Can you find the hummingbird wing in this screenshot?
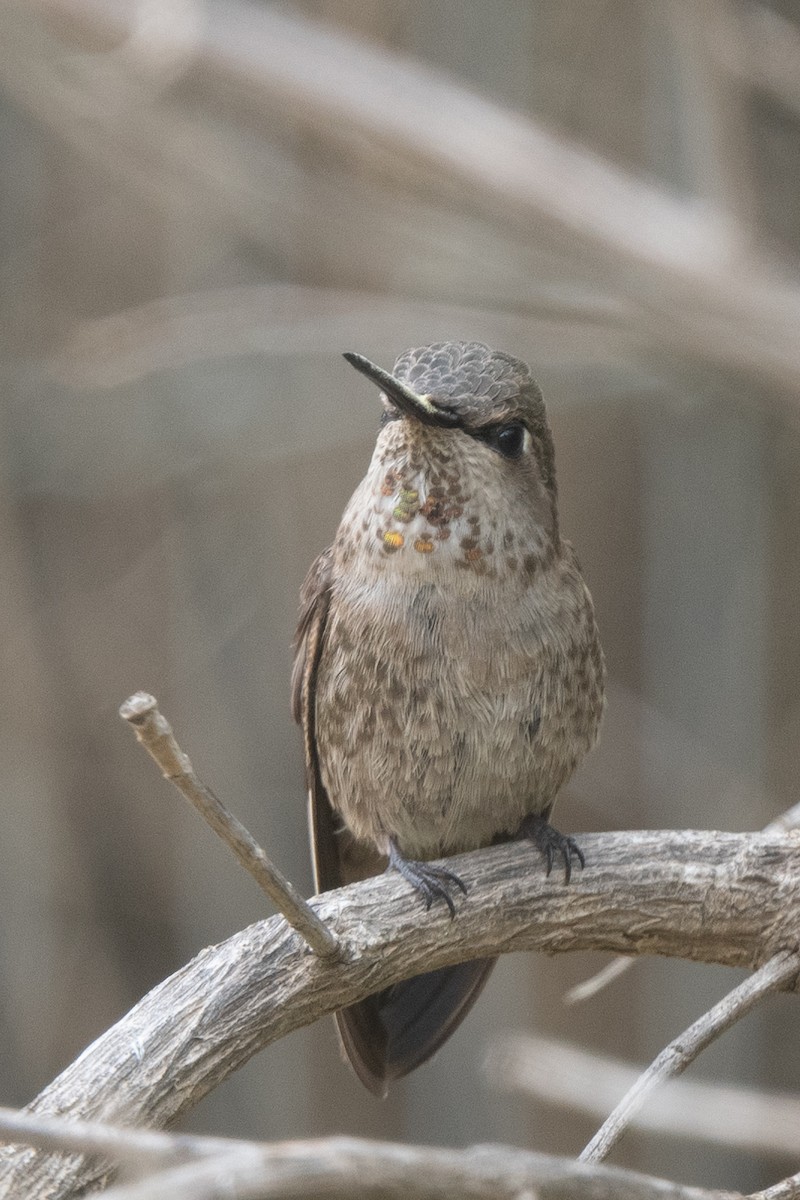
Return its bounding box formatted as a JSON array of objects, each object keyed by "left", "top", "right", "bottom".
[
  {"left": 292, "top": 546, "right": 387, "bottom": 890},
  {"left": 292, "top": 545, "right": 343, "bottom": 892},
  {"left": 292, "top": 547, "right": 495, "bottom": 1096},
  {"left": 291, "top": 545, "right": 333, "bottom": 727}
]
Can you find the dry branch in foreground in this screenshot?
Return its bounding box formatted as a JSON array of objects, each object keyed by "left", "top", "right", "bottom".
[
  {"left": 0, "top": 830, "right": 798, "bottom": 1197},
  {"left": 0, "top": 1113, "right": 744, "bottom": 1200}
]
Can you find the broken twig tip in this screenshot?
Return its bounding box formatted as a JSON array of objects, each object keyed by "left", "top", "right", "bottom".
[
  {"left": 119, "top": 692, "right": 159, "bottom": 724},
  {"left": 119, "top": 691, "right": 339, "bottom": 958}
]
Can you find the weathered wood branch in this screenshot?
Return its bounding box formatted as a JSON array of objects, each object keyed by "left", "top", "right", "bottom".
[
  {"left": 0, "top": 1108, "right": 743, "bottom": 1199},
  {"left": 41, "top": 1135, "right": 751, "bottom": 1200},
  {"left": 0, "top": 1111, "right": 744, "bottom": 1200},
  {"left": 0, "top": 829, "right": 797, "bottom": 1198}
]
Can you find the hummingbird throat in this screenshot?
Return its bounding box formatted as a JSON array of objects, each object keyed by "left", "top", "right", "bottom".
[
  {"left": 366, "top": 443, "right": 500, "bottom": 578},
  {"left": 336, "top": 422, "right": 554, "bottom": 583}
]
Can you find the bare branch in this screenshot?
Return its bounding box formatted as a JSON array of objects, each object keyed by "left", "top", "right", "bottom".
[
  {"left": 47, "top": 283, "right": 633, "bottom": 391},
  {"left": 488, "top": 1034, "right": 800, "bottom": 1156},
  {"left": 568, "top": 801, "right": 800, "bottom": 1004},
  {"left": 762, "top": 804, "right": 800, "bottom": 836},
  {"left": 0, "top": 1122, "right": 744, "bottom": 1200},
  {"left": 118, "top": 692, "right": 339, "bottom": 959},
  {"left": 751, "top": 1172, "right": 800, "bottom": 1200},
  {"left": 0, "top": 830, "right": 798, "bottom": 1198},
  {"left": 96, "top": 1138, "right": 741, "bottom": 1200},
  {"left": 564, "top": 956, "right": 634, "bottom": 1004},
  {"left": 579, "top": 951, "right": 800, "bottom": 1163},
  {"left": 5, "top": 1, "right": 800, "bottom": 391},
  {"left": 0, "top": 1105, "right": 231, "bottom": 1168}
]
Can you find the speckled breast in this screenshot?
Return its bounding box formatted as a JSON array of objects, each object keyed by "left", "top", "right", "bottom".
[{"left": 313, "top": 433, "right": 604, "bottom": 860}]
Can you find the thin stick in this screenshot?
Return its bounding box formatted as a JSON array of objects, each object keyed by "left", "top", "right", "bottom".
[
  {"left": 118, "top": 692, "right": 339, "bottom": 959},
  {"left": 565, "top": 956, "right": 634, "bottom": 1004},
  {"left": 579, "top": 949, "right": 800, "bottom": 1163},
  {"left": 488, "top": 1034, "right": 800, "bottom": 1156}
]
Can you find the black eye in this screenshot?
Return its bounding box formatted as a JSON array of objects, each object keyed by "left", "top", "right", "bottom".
[{"left": 484, "top": 422, "right": 526, "bottom": 459}]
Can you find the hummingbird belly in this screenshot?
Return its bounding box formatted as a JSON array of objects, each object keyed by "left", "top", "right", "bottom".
[{"left": 314, "top": 569, "right": 597, "bottom": 861}]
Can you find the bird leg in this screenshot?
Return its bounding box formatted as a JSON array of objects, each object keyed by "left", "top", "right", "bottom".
[
  {"left": 388, "top": 840, "right": 468, "bottom": 919},
  {"left": 518, "top": 812, "right": 585, "bottom": 884}
]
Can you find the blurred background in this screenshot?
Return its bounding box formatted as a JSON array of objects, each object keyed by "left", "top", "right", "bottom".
[{"left": 1, "top": 0, "right": 799, "bottom": 1192}]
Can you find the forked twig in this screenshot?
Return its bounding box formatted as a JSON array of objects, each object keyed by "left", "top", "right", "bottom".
[{"left": 118, "top": 692, "right": 338, "bottom": 958}]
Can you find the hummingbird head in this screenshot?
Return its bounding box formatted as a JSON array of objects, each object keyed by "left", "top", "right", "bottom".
[{"left": 341, "top": 342, "right": 560, "bottom": 576}]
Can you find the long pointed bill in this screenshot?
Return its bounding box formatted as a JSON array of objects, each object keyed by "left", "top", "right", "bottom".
[{"left": 343, "top": 352, "right": 459, "bottom": 428}]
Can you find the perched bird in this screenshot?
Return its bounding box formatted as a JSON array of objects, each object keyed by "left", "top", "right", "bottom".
[{"left": 292, "top": 341, "right": 605, "bottom": 1095}]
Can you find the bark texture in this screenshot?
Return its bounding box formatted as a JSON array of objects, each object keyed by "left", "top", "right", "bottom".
[{"left": 0, "top": 830, "right": 797, "bottom": 1198}]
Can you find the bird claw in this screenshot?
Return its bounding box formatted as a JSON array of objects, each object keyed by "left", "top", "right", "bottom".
[
  {"left": 519, "top": 814, "right": 585, "bottom": 883},
  {"left": 388, "top": 843, "right": 468, "bottom": 919}
]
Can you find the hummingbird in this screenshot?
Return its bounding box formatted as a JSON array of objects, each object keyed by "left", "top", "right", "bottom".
[{"left": 292, "top": 341, "right": 605, "bottom": 1096}]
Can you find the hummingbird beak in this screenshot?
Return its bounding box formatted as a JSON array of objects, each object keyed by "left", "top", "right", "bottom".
[{"left": 343, "top": 352, "right": 459, "bottom": 429}]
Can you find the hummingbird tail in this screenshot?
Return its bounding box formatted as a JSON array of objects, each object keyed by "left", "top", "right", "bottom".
[{"left": 335, "top": 957, "right": 497, "bottom": 1097}]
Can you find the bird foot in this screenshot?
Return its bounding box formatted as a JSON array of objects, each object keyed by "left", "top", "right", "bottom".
[
  {"left": 518, "top": 813, "right": 585, "bottom": 884},
  {"left": 388, "top": 841, "right": 468, "bottom": 918}
]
